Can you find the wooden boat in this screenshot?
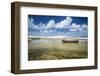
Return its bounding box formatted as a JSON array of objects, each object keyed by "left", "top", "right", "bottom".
[{"left": 62, "top": 39, "right": 78, "bottom": 43}]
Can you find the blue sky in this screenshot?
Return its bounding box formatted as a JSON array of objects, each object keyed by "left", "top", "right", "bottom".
[{"left": 28, "top": 15, "right": 88, "bottom": 37}]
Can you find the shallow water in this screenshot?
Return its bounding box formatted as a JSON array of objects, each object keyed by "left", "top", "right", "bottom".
[
  {"left": 28, "top": 39, "right": 87, "bottom": 51},
  {"left": 28, "top": 38, "right": 88, "bottom": 60}
]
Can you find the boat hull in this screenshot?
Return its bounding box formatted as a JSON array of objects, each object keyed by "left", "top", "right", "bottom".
[{"left": 62, "top": 40, "right": 78, "bottom": 43}]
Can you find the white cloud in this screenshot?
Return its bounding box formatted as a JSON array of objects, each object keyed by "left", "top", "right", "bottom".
[
  {"left": 28, "top": 17, "right": 87, "bottom": 31},
  {"left": 56, "top": 17, "right": 72, "bottom": 28},
  {"left": 28, "top": 17, "right": 72, "bottom": 30},
  {"left": 71, "top": 23, "right": 81, "bottom": 29},
  {"left": 28, "top": 18, "right": 46, "bottom": 29},
  {"left": 78, "top": 28, "right": 84, "bottom": 31},
  {"left": 28, "top": 17, "right": 88, "bottom": 37},
  {"left": 81, "top": 24, "right": 88, "bottom": 30},
  {"left": 69, "top": 23, "right": 88, "bottom": 32},
  {"left": 31, "top": 18, "right": 34, "bottom": 22},
  {"left": 69, "top": 23, "right": 88, "bottom": 37},
  {"left": 39, "top": 23, "right": 46, "bottom": 29},
  {"left": 40, "top": 30, "right": 43, "bottom": 33},
  {"left": 33, "top": 25, "right": 38, "bottom": 29},
  {"left": 41, "top": 29, "right": 56, "bottom": 34},
  {"left": 49, "top": 29, "right": 54, "bottom": 33},
  {"left": 43, "top": 29, "right": 48, "bottom": 33},
  {"left": 69, "top": 23, "right": 81, "bottom": 32},
  {"left": 78, "top": 24, "right": 88, "bottom": 32},
  {"left": 46, "top": 20, "right": 55, "bottom": 29},
  {"left": 28, "top": 18, "right": 35, "bottom": 29}
]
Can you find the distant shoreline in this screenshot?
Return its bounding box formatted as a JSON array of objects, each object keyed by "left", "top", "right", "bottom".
[
  {"left": 28, "top": 36, "right": 88, "bottom": 41},
  {"left": 28, "top": 37, "right": 88, "bottom": 43},
  {"left": 28, "top": 36, "right": 88, "bottom": 40}
]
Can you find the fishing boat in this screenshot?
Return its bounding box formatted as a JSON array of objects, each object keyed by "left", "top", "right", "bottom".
[{"left": 62, "top": 39, "right": 79, "bottom": 43}]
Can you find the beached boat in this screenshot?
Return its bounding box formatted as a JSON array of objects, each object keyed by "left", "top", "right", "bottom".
[{"left": 62, "top": 39, "right": 79, "bottom": 43}]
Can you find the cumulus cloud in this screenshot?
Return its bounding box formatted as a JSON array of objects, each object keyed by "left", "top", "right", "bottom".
[
  {"left": 49, "top": 29, "right": 54, "bottom": 33},
  {"left": 69, "top": 23, "right": 88, "bottom": 32},
  {"left": 71, "top": 23, "right": 80, "bottom": 29},
  {"left": 78, "top": 28, "right": 84, "bottom": 31},
  {"left": 81, "top": 24, "right": 88, "bottom": 30},
  {"left": 56, "top": 17, "right": 72, "bottom": 28},
  {"left": 28, "top": 18, "right": 46, "bottom": 30},
  {"left": 41, "top": 29, "right": 56, "bottom": 34},
  {"left": 46, "top": 20, "right": 55, "bottom": 29},
  {"left": 28, "top": 17, "right": 88, "bottom": 37},
  {"left": 28, "top": 18, "right": 35, "bottom": 29},
  {"left": 69, "top": 23, "right": 81, "bottom": 32},
  {"left": 40, "top": 30, "right": 43, "bottom": 33},
  {"left": 28, "top": 17, "right": 73, "bottom": 30},
  {"left": 43, "top": 29, "right": 48, "bottom": 33}
]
